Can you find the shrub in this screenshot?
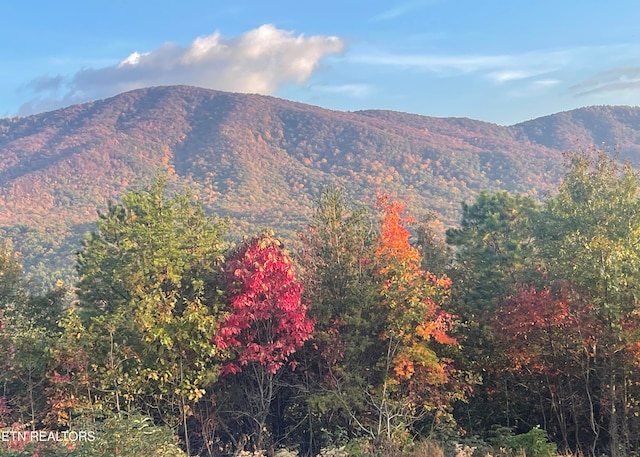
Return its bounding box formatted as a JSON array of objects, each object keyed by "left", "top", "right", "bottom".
[
  {"left": 71, "top": 413, "right": 188, "bottom": 457},
  {"left": 504, "top": 427, "right": 557, "bottom": 457},
  {"left": 316, "top": 446, "right": 350, "bottom": 457}
]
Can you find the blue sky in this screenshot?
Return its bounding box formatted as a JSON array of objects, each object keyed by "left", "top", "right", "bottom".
[{"left": 2, "top": 0, "right": 640, "bottom": 124}]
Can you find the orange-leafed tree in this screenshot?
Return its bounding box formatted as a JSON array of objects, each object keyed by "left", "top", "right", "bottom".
[
  {"left": 297, "top": 189, "right": 463, "bottom": 446},
  {"left": 372, "top": 195, "right": 458, "bottom": 440}
]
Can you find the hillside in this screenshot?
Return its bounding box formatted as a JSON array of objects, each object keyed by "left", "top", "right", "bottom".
[{"left": 1, "top": 85, "right": 639, "bottom": 282}]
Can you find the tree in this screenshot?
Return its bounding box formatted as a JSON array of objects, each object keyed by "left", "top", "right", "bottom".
[
  {"left": 446, "top": 190, "right": 541, "bottom": 313},
  {"left": 445, "top": 190, "right": 541, "bottom": 434},
  {"left": 297, "top": 189, "right": 460, "bottom": 448},
  {"left": 295, "top": 186, "right": 381, "bottom": 451},
  {"left": 415, "top": 213, "right": 451, "bottom": 278},
  {"left": 371, "top": 195, "right": 458, "bottom": 441},
  {"left": 214, "top": 232, "right": 314, "bottom": 452},
  {"left": 0, "top": 240, "right": 24, "bottom": 308},
  {"left": 487, "top": 151, "right": 640, "bottom": 456},
  {"left": 494, "top": 282, "right": 598, "bottom": 453},
  {"left": 75, "top": 178, "right": 228, "bottom": 455},
  {"left": 533, "top": 151, "right": 640, "bottom": 456},
  {"left": 0, "top": 241, "right": 68, "bottom": 432}
]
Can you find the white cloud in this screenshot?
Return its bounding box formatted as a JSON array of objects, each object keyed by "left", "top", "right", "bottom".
[
  {"left": 352, "top": 42, "right": 640, "bottom": 100},
  {"left": 351, "top": 47, "right": 572, "bottom": 103},
  {"left": 117, "top": 51, "right": 147, "bottom": 67},
  {"left": 19, "top": 24, "right": 345, "bottom": 115},
  {"left": 354, "top": 48, "right": 576, "bottom": 78},
  {"left": 534, "top": 79, "right": 561, "bottom": 87}
]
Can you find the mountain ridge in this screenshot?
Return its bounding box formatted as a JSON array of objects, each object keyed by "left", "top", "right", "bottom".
[{"left": 1, "top": 85, "right": 640, "bottom": 281}]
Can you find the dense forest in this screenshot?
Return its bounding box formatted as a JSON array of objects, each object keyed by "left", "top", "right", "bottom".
[
  {"left": 2, "top": 150, "right": 640, "bottom": 457},
  {"left": 0, "top": 150, "right": 640, "bottom": 457}
]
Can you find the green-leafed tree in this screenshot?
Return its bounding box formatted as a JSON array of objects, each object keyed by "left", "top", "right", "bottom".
[
  {"left": 74, "top": 178, "right": 228, "bottom": 455},
  {"left": 415, "top": 213, "right": 451, "bottom": 279},
  {"left": 484, "top": 151, "right": 640, "bottom": 456},
  {"left": 445, "top": 190, "right": 542, "bottom": 435},
  {"left": 533, "top": 151, "right": 640, "bottom": 456},
  {"left": 446, "top": 190, "right": 541, "bottom": 313},
  {"left": 296, "top": 186, "right": 381, "bottom": 451},
  {"left": 0, "top": 240, "right": 24, "bottom": 308},
  {"left": 0, "top": 241, "right": 68, "bottom": 432}
]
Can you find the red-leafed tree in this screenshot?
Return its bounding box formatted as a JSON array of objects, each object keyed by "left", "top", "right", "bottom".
[
  {"left": 494, "top": 282, "right": 607, "bottom": 454},
  {"left": 214, "top": 232, "right": 314, "bottom": 452},
  {"left": 537, "top": 152, "right": 640, "bottom": 456},
  {"left": 495, "top": 283, "right": 582, "bottom": 373}
]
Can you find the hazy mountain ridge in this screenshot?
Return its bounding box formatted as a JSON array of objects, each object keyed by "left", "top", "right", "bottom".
[
  {"left": 1, "top": 85, "right": 640, "bottom": 281},
  {"left": 513, "top": 105, "right": 640, "bottom": 153}
]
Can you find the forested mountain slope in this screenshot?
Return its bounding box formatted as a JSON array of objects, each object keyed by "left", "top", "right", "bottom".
[{"left": 0, "top": 85, "right": 638, "bottom": 280}]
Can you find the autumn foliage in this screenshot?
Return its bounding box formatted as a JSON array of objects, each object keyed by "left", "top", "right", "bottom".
[
  {"left": 8, "top": 150, "right": 640, "bottom": 455},
  {"left": 216, "top": 233, "right": 314, "bottom": 375},
  {"left": 494, "top": 283, "right": 592, "bottom": 372},
  {"left": 365, "top": 195, "right": 459, "bottom": 439},
  {"left": 375, "top": 195, "right": 456, "bottom": 381}
]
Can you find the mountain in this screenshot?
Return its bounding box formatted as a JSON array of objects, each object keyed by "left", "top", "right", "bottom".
[
  {"left": 1, "top": 85, "right": 639, "bottom": 283},
  {"left": 513, "top": 105, "right": 640, "bottom": 153}
]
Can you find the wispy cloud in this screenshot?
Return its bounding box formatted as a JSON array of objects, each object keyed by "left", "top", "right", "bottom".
[
  {"left": 371, "top": 0, "right": 437, "bottom": 21},
  {"left": 570, "top": 67, "right": 640, "bottom": 97},
  {"left": 352, "top": 47, "right": 572, "bottom": 102},
  {"left": 353, "top": 42, "right": 640, "bottom": 105},
  {"left": 353, "top": 48, "right": 573, "bottom": 75},
  {"left": 18, "top": 24, "right": 345, "bottom": 116},
  {"left": 535, "top": 79, "right": 562, "bottom": 87},
  {"left": 353, "top": 53, "right": 511, "bottom": 73},
  {"left": 508, "top": 79, "right": 562, "bottom": 98},
  {"left": 487, "top": 70, "right": 548, "bottom": 83},
  {"left": 351, "top": 48, "right": 571, "bottom": 87},
  {"left": 26, "top": 75, "right": 65, "bottom": 92},
  {"left": 309, "top": 83, "right": 373, "bottom": 98}
]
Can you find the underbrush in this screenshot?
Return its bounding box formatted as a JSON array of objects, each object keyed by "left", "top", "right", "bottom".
[{"left": 0, "top": 423, "right": 577, "bottom": 457}]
